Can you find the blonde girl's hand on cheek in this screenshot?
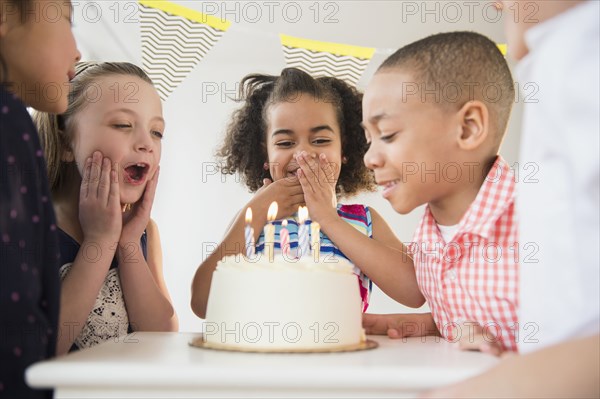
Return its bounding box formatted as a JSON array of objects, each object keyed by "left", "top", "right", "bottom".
[
  {"left": 296, "top": 152, "right": 338, "bottom": 225},
  {"left": 79, "top": 151, "right": 122, "bottom": 245},
  {"left": 251, "top": 174, "right": 305, "bottom": 219},
  {"left": 120, "top": 166, "right": 160, "bottom": 246}
]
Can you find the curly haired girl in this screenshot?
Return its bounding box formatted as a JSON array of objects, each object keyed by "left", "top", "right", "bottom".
[{"left": 192, "top": 68, "right": 424, "bottom": 318}]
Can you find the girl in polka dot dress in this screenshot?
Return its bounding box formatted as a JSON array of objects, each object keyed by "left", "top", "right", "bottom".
[
  {"left": 32, "top": 62, "right": 178, "bottom": 355},
  {"left": 0, "top": 1, "right": 80, "bottom": 397}
]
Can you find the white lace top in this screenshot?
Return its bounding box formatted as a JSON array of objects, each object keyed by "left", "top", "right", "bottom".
[
  {"left": 58, "top": 264, "right": 129, "bottom": 349},
  {"left": 57, "top": 228, "right": 147, "bottom": 351}
]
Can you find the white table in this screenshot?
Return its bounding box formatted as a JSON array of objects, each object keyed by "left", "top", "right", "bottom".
[{"left": 27, "top": 332, "right": 498, "bottom": 398}]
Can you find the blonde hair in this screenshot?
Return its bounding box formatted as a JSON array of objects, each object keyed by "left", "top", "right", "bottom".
[{"left": 32, "top": 62, "right": 153, "bottom": 194}]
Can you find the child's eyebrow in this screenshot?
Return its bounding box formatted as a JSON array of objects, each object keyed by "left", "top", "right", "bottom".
[
  {"left": 271, "top": 125, "right": 334, "bottom": 137},
  {"left": 108, "top": 108, "right": 136, "bottom": 116},
  {"left": 151, "top": 116, "right": 165, "bottom": 125},
  {"left": 107, "top": 108, "right": 165, "bottom": 124},
  {"left": 310, "top": 125, "right": 334, "bottom": 134},
  {"left": 64, "top": 0, "right": 74, "bottom": 21},
  {"left": 271, "top": 129, "right": 294, "bottom": 137},
  {"left": 366, "top": 113, "right": 389, "bottom": 125}
]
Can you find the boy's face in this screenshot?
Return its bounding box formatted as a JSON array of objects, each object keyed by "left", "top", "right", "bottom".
[{"left": 362, "top": 71, "right": 460, "bottom": 215}]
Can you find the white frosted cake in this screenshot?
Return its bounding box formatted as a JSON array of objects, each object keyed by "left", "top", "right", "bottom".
[{"left": 203, "top": 254, "right": 364, "bottom": 351}]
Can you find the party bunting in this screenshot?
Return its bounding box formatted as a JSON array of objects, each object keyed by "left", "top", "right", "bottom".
[
  {"left": 280, "top": 34, "right": 375, "bottom": 87},
  {"left": 138, "top": 0, "right": 231, "bottom": 100},
  {"left": 136, "top": 1, "right": 505, "bottom": 96},
  {"left": 497, "top": 44, "right": 507, "bottom": 56}
]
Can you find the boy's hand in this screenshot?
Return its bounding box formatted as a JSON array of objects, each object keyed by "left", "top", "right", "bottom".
[
  {"left": 79, "top": 151, "right": 121, "bottom": 245},
  {"left": 363, "top": 313, "right": 440, "bottom": 339},
  {"left": 252, "top": 175, "right": 304, "bottom": 219},
  {"left": 120, "top": 166, "right": 160, "bottom": 246},
  {"left": 295, "top": 152, "right": 339, "bottom": 225},
  {"left": 458, "top": 321, "right": 504, "bottom": 357}
]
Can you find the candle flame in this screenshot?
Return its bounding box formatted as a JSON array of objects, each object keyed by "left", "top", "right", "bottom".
[
  {"left": 267, "top": 202, "right": 278, "bottom": 221},
  {"left": 282, "top": 219, "right": 288, "bottom": 227},
  {"left": 245, "top": 207, "right": 252, "bottom": 224},
  {"left": 298, "top": 206, "right": 308, "bottom": 224}
]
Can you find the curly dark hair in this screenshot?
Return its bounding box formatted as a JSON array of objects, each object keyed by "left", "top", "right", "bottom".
[{"left": 217, "top": 67, "right": 375, "bottom": 197}]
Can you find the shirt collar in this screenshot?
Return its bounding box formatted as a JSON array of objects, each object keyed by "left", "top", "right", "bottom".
[{"left": 422, "top": 156, "right": 515, "bottom": 241}]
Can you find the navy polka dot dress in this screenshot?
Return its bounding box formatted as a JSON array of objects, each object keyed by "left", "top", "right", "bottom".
[{"left": 0, "top": 85, "right": 60, "bottom": 399}]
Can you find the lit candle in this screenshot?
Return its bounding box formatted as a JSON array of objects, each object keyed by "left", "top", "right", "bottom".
[
  {"left": 280, "top": 219, "right": 290, "bottom": 258},
  {"left": 311, "top": 221, "right": 321, "bottom": 261},
  {"left": 264, "top": 201, "right": 278, "bottom": 262},
  {"left": 244, "top": 208, "right": 255, "bottom": 259},
  {"left": 297, "top": 206, "right": 310, "bottom": 258}
]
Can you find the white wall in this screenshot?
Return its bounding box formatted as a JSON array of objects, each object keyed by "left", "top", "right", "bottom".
[{"left": 72, "top": 1, "right": 524, "bottom": 332}]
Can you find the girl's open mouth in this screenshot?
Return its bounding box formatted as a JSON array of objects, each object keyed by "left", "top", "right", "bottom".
[
  {"left": 286, "top": 163, "right": 300, "bottom": 178},
  {"left": 123, "top": 163, "right": 150, "bottom": 185}
]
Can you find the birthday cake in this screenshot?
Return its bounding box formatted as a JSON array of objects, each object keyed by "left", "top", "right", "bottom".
[{"left": 202, "top": 254, "right": 365, "bottom": 352}]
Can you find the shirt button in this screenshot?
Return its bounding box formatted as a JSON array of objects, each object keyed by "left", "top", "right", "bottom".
[{"left": 449, "top": 269, "right": 456, "bottom": 280}]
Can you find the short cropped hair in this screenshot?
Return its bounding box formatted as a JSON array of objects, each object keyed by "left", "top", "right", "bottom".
[{"left": 379, "top": 31, "right": 515, "bottom": 141}]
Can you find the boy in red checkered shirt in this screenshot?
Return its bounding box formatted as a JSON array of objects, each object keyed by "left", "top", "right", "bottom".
[{"left": 362, "top": 31, "right": 518, "bottom": 354}]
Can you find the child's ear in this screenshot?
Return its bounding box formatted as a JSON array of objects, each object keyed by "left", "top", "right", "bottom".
[{"left": 456, "top": 100, "right": 489, "bottom": 151}]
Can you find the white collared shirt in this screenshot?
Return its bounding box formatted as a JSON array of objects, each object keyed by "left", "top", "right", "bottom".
[{"left": 515, "top": 1, "right": 600, "bottom": 353}]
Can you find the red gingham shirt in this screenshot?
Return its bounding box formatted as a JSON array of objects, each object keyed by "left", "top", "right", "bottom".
[{"left": 411, "top": 156, "right": 519, "bottom": 351}]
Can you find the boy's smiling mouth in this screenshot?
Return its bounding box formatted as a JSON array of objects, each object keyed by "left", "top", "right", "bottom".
[{"left": 377, "top": 179, "right": 399, "bottom": 199}]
